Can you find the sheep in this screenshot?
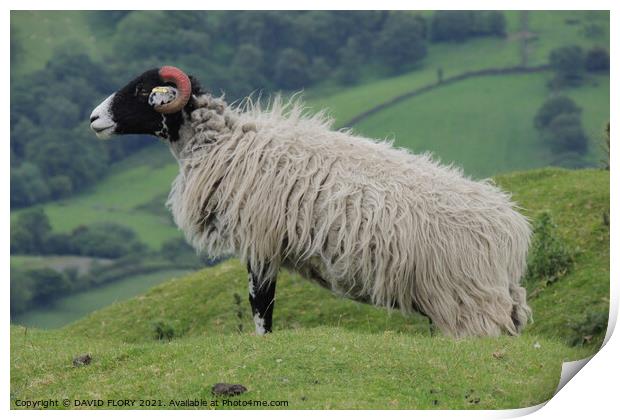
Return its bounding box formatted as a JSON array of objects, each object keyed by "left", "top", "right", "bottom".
[{"left": 90, "top": 66, "right": 532, "bottom": 338}]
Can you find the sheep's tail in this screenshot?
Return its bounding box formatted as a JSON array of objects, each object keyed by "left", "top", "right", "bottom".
[{"left": 509, "top": 284, "right": 532, "bottom": 334}]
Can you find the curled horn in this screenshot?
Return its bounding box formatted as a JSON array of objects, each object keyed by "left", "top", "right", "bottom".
[{"left": 154, "top": 66, "right": 192, "bottom": 114}]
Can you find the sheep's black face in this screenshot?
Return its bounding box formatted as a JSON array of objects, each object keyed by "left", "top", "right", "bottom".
[{"left": 90, "top": 67, "right": 200, "bottom": 142}]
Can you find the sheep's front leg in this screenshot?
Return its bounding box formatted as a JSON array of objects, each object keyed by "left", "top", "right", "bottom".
[{"left": 247, "top": 264, "right": 277, "bottom": 335}]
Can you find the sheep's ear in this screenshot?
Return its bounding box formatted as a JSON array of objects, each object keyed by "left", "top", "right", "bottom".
[{"left": 149, "top": 86, "right": 179, "bottom": 110}]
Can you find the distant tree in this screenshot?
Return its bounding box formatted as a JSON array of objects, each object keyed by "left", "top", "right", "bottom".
[
  {"left": 10, "top": 25, "right": 23, "bottom": 65},
  {"left": 10, "top": 207, "right": 51, "bottom": 254},
  {"left": 549, "top": 45, "right": 586, "bottom": 87},
  {"left": 10, "top": 225, "right": 37, "bottom": 254},
  {"left": 534, "top": 96, "right": 581, "bottom": 130},
  {"left": 71, "top": 223, "right": 147, "bottom": 258},
  {"left": 585, "top": 47, "right": 610, "bottom": 72},
  {"left": 10, "top": 117, "right": 38, "bottom": 160},
  {"left": 431, "top": 11, "right": 474, "bottom": 42},
  {"left": 274, "top": 48, "right": 310, "bottom": 90},
  {"left": 230, "top": 43, "right": 267, "bottom": 94},
  {"left": 10, "top": 163, "right": 50, "bottom": 208},
  {"left": 471, "top": 11, "right": 506, "bottom": 37},
  {"left": 337, "top": 38, "right": 363, "bottom": 85},
  {"left": 10, "top": 267, "right": 36, "bottom": 316},
  {"left": 44, "top": 232, "right": 77, "bottom": 255},
  {"left": 486, "top": 11, "right": 507, "bottom": 36},
  {"left": 430, "top": 11, "right": 506, "bottom": 43},
  {"left": 582, "top": 23, "right": 604, "bottom": 39},
  {"left": 36, "top": 96, "right": 81, "bottom": 128},
  {"left": 544, "top": 113, "right": 589, "bottom": 153},
  {"left": 25, "top": 128, "right": 108, "bottom": 191},
  {"left": 86, "top": 10, "right": 131, "bottom": 32},
  {"left": 534, "top": 96, "right": 588, "bottom": 157},
  {"left": 10, "top": 47, "right": 119, "bottom": 208},
  {"left": 115, "top": 11, "right": 211, "bottom": 62},
  {"left": 232, "top": 44, "right": 265, "bottom": 78},
  {"left": 47, "top": 175, "right": 73, "bottom": 199},
  {"left": 160, "top": 237, "right": 201, "bottom": 266},
  {"left": 309, "top": 57, "right": 332, "bottom": 84},
  {"left": 375, "top": 13, "right": 427, "bottom": 72},
  {"left": 27, "top": 268, "right": 72, "bottom": 304}
]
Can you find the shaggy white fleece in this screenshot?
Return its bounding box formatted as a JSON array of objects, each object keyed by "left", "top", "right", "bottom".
[{"left": 167, "top": 94, "right": 532, "bottom": 338}]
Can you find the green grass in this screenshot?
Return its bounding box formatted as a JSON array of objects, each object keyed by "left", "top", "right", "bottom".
[
  {"left": 351, "top": 72, "right": 609, "bottom": 177},
  {"left": 10, "top": 326, "right": 589, "bottom": 409},
  {"left": 526, "top": 11, "right": 609, "bottom": 66},
  {"left": 10, "top": 11, "right": 110, "bottom": 75},
  {"left": 10, "top": 168, "right": 609, "bottom": 409}
]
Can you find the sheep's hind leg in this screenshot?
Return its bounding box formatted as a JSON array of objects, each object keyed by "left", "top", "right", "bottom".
[{"left": 247, "top": 263, "right": 277, "bottom": 335}]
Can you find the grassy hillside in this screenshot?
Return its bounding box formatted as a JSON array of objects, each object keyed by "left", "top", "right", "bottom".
[{"left": 11, "top": 168, "right": 609, "bottom": 409}]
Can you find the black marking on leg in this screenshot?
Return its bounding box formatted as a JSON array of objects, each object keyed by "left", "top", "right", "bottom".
[
  {"left": 247, "top": 262, "right": 277, "bottom": 335},
  {"left": 509, "top": 305, "right": 522, "bottom": 335}
]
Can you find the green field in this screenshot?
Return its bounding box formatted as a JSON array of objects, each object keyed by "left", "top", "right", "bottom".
[
  {"left": 10, "top": 168, "right": 609, "bottom": 409},
  {"left": 13, "top": 269, "right": 190, "bottom": 329},
  {"left": 11, "top": 145, "right": 181, "bottom": 249},
  {"left": 11, "top": 11, "right": 109, "bottom": 75},
  {"left": 354, "top": 72, "right": 609, "bottom": 177},
  {"left": 307, "top": 10, "right": 608, "bottom": 127},
  {"left": 526, "top": 11, "right": 610, "bottom": 66}
]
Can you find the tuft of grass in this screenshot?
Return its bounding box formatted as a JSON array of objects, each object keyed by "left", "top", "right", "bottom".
[
  {"left": 568, "top": 311, "right": 608, "bottom": 348},
  {"left": 152, "top": 320, "right": 179, "bottom": 342},
  {"left": 525, "top": 211, "right": 576, "bottom": 293}
]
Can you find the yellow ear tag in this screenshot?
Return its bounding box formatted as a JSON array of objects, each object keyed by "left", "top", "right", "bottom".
[{"left": 152, "top": 86, "right": 171, "bottom": 94}]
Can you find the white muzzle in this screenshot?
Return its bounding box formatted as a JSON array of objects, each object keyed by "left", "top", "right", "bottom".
[{"left": 90, "top": 94, "right": 117, "bottom": 139}]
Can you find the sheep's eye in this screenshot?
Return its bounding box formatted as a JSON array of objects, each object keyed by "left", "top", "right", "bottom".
[{"left": 134, "top": 84, "right": 149, "bottom": 97}]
